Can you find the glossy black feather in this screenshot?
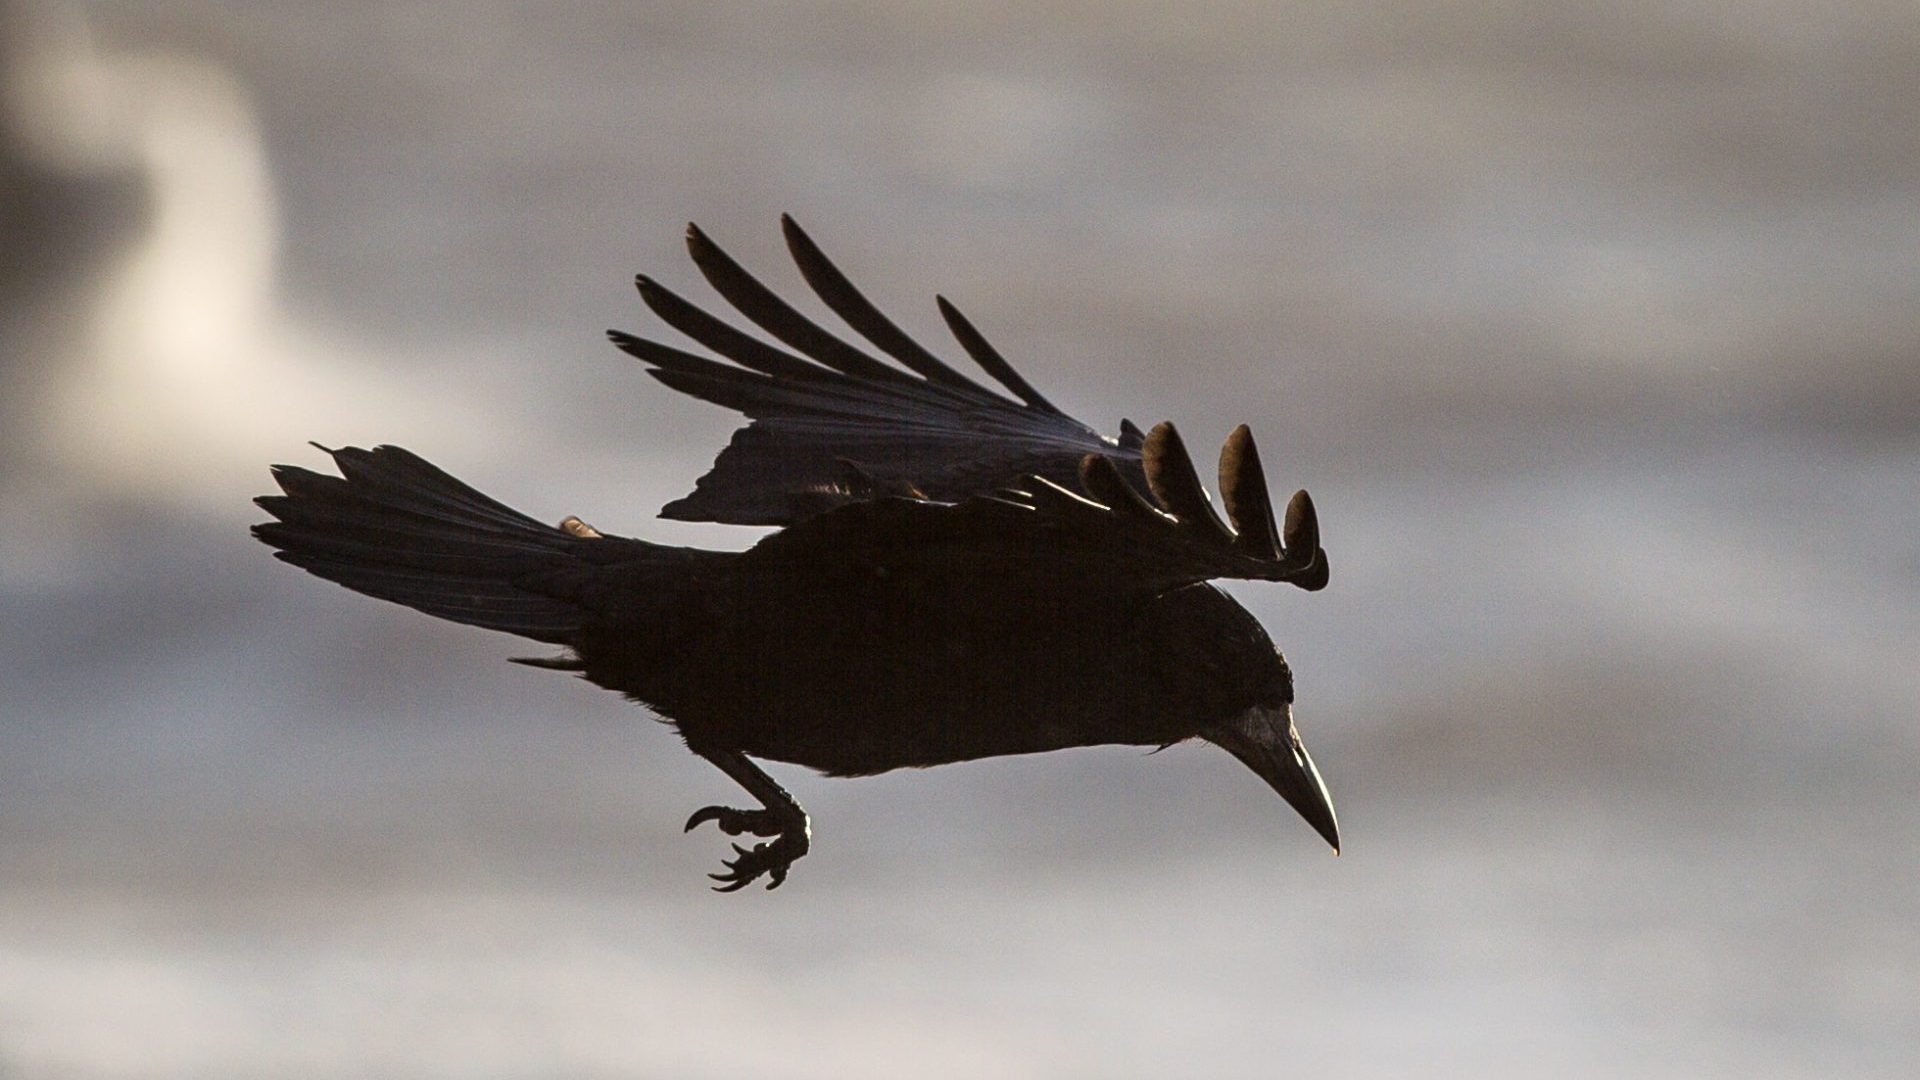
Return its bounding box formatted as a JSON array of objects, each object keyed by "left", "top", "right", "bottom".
[
  {"left": 1218, "top": 424, "right": 1282, "bottom": 559},
  {"left": 935, "top": 294, "right": 1064, "bottom": 415},
  {"left": 612, "top": 219, "right": 1140, "bottom": 525},
  {"left": 684, "top": 223, "right": 917, "bottom": 387},
  {"left": 779, "top": 214, "right": 985, "bottom": 393},
  {"left": 1142, "top": 422, "right": 1234, "bottom": 544}
]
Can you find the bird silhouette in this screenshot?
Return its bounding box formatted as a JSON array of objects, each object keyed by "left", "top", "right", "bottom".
[{"left": 254, "top": 218, "right": 1337, "bottom": 891}]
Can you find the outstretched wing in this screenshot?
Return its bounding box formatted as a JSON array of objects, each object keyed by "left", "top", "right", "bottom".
[
  {"left": 613, "top": 215, "right": 1148, "bottom": 525},
  {"left": 741, "top": 422, "right": 1329, "bottom": 599}
]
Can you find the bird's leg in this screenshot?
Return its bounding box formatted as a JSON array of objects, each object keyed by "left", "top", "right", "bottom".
[{"left": 684, "top": 749, "right": 811, "bottom": 891}]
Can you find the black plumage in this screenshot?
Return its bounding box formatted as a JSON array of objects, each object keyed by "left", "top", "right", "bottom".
[{"left": 254, "top": 219, "right": 1338, "bottom": 890}]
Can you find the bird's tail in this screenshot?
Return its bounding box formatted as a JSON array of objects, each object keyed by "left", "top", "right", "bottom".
[{"left": 252, "top": 444, "right": 617, "bottom": 645}]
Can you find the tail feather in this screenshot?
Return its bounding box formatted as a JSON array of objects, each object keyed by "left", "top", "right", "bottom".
[{"left": 253, "top": 445, "right": 603, "bottom": 644}]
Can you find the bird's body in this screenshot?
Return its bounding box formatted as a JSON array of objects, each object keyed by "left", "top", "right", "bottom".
[
  {"left": 585, "top": 569, "right": 1277, "bottom": 778},
  {"left": 256, "top": 218, "right": 1338, "bottom": 890}
]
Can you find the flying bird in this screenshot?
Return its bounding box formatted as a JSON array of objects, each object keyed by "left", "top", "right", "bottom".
[{"left": 253, "top": 217, "right": 1337, "bottom": 891}]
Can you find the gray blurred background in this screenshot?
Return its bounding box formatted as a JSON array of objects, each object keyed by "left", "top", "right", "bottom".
[{"left": 2, "top": 2, "right": 1915, "bottom": 1076}]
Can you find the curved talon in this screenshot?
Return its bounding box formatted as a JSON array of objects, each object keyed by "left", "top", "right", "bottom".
[
  {"left": 684, "top": 804, "right": 784, "bottom": 837},
  {"left": 708, "top": 843, "right": 763, "bottom": 892},
  {"left": 701, "top": 833, "right": 809, "bottom": 892}
]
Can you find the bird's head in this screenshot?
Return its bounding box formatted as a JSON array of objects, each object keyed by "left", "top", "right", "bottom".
[
  {"left": 1148, "top": 585, "right": 1340, "bottom": 852},
  {"left": 1201, "top": 668, "right": 1340, "bottom": 854}
]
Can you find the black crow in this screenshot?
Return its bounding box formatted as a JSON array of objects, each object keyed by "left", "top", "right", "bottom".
[{"left": 254, "top": 219, "right": 1337, "bottom": 891}]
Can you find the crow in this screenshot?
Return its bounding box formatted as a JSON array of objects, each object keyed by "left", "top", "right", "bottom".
[{"left": 253, "top": 218, "right": 1338, "bottom": 891}]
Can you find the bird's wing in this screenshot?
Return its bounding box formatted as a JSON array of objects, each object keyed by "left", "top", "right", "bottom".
[
  {"left": 613, "top": 215, "right": 1147, "bottom": 526},
  {"left": 740, "top": 421, "right": 1329, "bottom": 598}
]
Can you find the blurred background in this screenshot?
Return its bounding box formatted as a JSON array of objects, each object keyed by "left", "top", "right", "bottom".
[{"left": 2, "top": 2, "right": 1915, "bottom": 1076}]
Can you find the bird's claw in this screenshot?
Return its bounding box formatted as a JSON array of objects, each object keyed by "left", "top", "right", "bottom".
[
  {"left": 707, "top": 833, "right": 807, "bottom": 892},
  {"left": 683, "top": 804, "right": 784, "bottom": 837},
  {"left": 685, "top": 797, "right": 811, "bottom": 892}
]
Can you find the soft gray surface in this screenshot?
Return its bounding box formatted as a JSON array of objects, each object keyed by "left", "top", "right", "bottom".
[{"left": 2, "top": 2, "right": 1916, "bottom": 1076}]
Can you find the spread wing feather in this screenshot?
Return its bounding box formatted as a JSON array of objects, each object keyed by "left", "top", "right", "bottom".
[
  {"left": 613, "top": 217, "right": 1145, "bottom": 525},
  {"left": 743, "top": 422, "right": 1328, "bottom": 597}
]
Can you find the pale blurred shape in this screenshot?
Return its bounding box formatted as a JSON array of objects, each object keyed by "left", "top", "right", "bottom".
[
  {"left": 47, "top": 50, "right": 279, "bottom": 489},
  {"left": 3, "top": 4, "right": 531, "bottom": 522}
]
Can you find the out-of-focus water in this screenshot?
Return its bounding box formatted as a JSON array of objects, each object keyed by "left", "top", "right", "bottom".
[{"left": 2, "top": 3, "right": 1916, "bottom": 1076}]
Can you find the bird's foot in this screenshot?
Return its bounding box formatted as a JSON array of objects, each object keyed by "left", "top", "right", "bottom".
[
  {"left": 688, "top": 804, "right": 810, "bottom": 891},
  {"left": 682, "top": 752, "right": 811, "bottom": 891},
  {"left": 707, "top": 829, "right": 809, "bottom": 892},
  {"left": 683, "top": 805, "right": 785, "bottom": 838}
]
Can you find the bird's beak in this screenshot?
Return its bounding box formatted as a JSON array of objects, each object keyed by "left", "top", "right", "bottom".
[{"left": 1205, "top": 704, "right": 1340, "bottom": 853}]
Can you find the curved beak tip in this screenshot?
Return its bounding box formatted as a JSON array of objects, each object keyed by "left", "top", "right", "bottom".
[
  {"left": 1307, "top": 808, "right": 1341, "bottom": 855},
  {"left": 1207, "top": 705, "right": 1340, "bottom": 856}
]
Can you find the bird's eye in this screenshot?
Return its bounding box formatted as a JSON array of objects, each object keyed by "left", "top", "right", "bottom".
[{"left": 1254, "top": 676, "right": 1291, "bottom": 709}]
